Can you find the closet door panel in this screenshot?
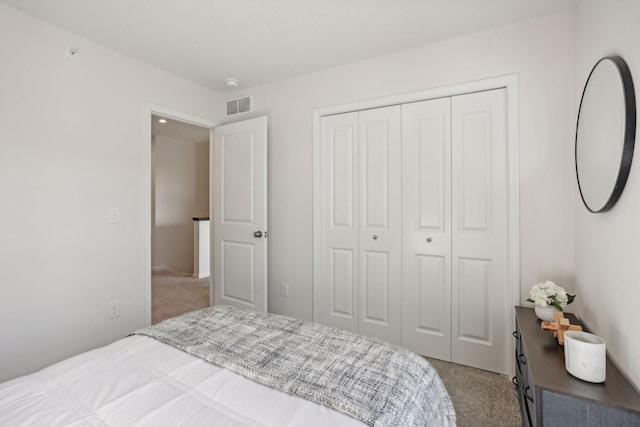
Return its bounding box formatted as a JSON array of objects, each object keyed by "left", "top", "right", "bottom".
[
  {"left": 332, "top": 139, "right": 356, "bottom": 228},
  {"left": 459, "top": 111, "right": 491, "bottom": 232},
  {"left": 330, "top": 248, "right": 355, "bottom": 317},
  {"left": 362, "top": 250, "right": 390, "bottom": 323},
  {"left": 451, "top": 89, "right": 509, "bottom": 375},
  {"left": 415, "top": 254, "right": 447, "bottom": 330},
  {"left": 457, "top": 257, "right": 492, "bottom": 341},
  {"left": 401, "top": 98, "right": 452, "bottom": 359},
  {"left": 358, "top": 106, "right": 402, "bottom": 345},
  {"left": 362, "top": 124, "right": 389, "bottom": 229},
  {"left": 320, "top": 113, "right": 359, "bottom": 332}
]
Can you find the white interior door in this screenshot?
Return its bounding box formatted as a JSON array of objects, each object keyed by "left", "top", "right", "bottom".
[
  {"left": 319, "top": 112, "right": 359, "bottom": 332},
  {"left": 401, "top": 97, "right": 452, "bottom": 359},
  {"left": 451, "top": 89, "right": 508, "bottom": 374},
  {"left": 213, "top": 116, "right": 268, "bottom": 312},
  {"left": 357, "top": 106, "right": 402, "bottom": 345}
]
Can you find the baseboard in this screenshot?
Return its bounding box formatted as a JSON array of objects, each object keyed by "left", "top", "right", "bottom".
[
  {"left": 151, "top": 264, "right": 172, "bottom": 273},
  {"left": 193, "top": 272, "right": 210, "bottom": 279}
]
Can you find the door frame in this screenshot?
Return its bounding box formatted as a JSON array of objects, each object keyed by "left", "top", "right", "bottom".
[
  {"left": 143, "top": 103, "right": 218, "bottom": 326},
  {"left": 312, "top": 74, "right": 520, "bottom": 375}
]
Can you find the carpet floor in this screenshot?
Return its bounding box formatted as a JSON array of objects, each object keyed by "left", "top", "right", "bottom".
[
  {"left": 428, "top": 357, "right": 521, "bottom": 426},
  {"left": 151, "top": 271, "right": 521, "bottom": 425},
  {"left": 151, "top": 270, "right": 211, "bottom": 324}
]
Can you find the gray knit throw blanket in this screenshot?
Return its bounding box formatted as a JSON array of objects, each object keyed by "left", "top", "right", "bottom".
[{"left": 133, "top": 306, "right": 456, "bottom": 426}]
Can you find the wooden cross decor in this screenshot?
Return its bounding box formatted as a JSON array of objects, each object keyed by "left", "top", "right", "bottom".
[{"left": 540, "top": 311, "right": 583, "bottom": 345}]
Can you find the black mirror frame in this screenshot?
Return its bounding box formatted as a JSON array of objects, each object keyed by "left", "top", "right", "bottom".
[{"left": 575, "top": 55, "right": 636, "bottom": 213}]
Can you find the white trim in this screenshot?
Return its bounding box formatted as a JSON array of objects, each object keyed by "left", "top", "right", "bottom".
[
  {"left": 143, "top": 103, "right": 217, "bottom": 326},
  {"left": 505, "top": 77, "right": 520, "bottom": 380},
  {"left": 313, "top": 74, "right": 518, "bottom": 117},
  {"left": 312, "top": 113, "right": 322, "bottom": 323},
  {"left": 312, "top": 74, "right": 520, "bottom": 376},
  {"left": 209, "top": 129, "right": 216, "bottom": 308}
]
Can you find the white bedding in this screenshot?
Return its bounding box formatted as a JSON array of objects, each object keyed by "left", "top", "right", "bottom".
[{"left": 0, "top": 335, "right": 365, "bottom": 426}]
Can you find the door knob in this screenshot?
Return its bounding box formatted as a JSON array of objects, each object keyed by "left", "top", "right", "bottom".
[
  {"left": 253, "top": 231, "right": 263, "bottom": 238},
  {"left": 373, "top": 235, "right": 378, "bottom": 240},
  {"left": 427, "top": 237, "right": 432, "bottom": 243}
]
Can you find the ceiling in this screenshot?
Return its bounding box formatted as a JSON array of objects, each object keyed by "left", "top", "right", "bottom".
[
  {"left": 1, "top": 0, "right": 578, "bottom": 93},
  {"left": 152, "top": 115, "right": 210, "bottom": 143}
]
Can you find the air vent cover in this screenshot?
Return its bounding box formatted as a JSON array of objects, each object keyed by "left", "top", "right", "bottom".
[{"left": 226, "top": 96, "right": 252, "bottom": 117}]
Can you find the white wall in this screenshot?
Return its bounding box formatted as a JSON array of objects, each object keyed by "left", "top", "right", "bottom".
[
  {"left": 0, "top": 2, "right": 583, "bottom": 384},
  {"left": 574, "top": 0, "right": 640, "bottom": 390},
  {"left": 226, "top": 12, "right": 577, "bottom": 322},
  {"left": 0, "top": 4, "right": 220, "bottom": 382},
  {"left": 152, "top": 136, "right": 209, "bottom": 273}
]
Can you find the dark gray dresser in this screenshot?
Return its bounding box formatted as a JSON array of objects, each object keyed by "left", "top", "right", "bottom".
[{"left": 514, "top": 306, "right": 640, "bottom": 426}]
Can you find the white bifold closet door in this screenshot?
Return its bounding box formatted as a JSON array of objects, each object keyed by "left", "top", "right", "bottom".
[
  {"left": 357, "top": 106, "right": 402, "bottom": 345},
  {"left": 319, "top": 89, "right": 508, "bottom": 374},
  {"left": 319, "top": 106, "right": 402, "bottom": 345},
  {"left": 401, "top": 97, "right": 453, "bottom": 361},
  {"left": 402, "top": 89, "right": 508, "bottom": 374},
  {"left": 319, "top": 111, "right": 359, "bottom": 334},
  {"left": 450, "top": 89, "right": 508, "bottom": 374}
]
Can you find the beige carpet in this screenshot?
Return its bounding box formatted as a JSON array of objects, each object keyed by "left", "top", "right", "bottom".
[
  {"left": 151, "top": 270, "right": 211, "bottom": 324},
  {"left": 427, "top": 357, "right": 521, "bottom": 426},
  {"left": 151, "top": 273, "right": 520, "bottom": 425}
]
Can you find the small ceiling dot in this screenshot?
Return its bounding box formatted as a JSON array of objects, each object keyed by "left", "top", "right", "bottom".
[{"left": 67, "top": 47, "right": 79, "bottom": 58}]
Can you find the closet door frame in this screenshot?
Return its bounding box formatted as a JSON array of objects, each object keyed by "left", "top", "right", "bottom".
[{"left": 312, "top": 74, "right": 520, "bottom": 378}]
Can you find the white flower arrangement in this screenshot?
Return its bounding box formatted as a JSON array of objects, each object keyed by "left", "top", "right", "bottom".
[{"left": 527, "top": 280, "right": 575, "bottom": 312}]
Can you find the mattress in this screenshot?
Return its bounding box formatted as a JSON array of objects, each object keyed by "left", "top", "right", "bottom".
[{"left": 0, "top": 335, "right": 365, "bottom": 426}]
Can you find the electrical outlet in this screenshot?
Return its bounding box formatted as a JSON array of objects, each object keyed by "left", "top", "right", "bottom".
[
  {"left": 108, "top": 300, "right": 120, "bottom": 319},
  {"left": 280, "top": 282, "right": 289, "bottom": 297}
]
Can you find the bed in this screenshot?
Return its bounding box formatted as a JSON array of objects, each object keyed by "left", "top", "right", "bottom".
[{"left": 0, "top": 306, "right": 456, "bottom": 426}]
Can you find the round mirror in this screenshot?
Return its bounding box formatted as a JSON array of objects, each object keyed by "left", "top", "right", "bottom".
[{"left": 576, "top": 56, "right": 636, "bottom": 213}]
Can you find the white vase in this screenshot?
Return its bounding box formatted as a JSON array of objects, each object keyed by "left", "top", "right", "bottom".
[{"left": 535, "top": 305, "right": 559, "bottom": 322}]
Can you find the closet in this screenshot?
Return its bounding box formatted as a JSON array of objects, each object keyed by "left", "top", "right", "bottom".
[{"left": 317, "top": 88, "right": 509, "bottom": 374}]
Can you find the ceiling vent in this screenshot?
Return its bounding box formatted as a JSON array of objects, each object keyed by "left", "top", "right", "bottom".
[{"left": 226, "top": 96, "right": 252, "bottom": 117}]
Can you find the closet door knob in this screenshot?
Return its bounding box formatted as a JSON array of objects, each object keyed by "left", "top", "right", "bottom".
[
  {"left": 253, "top": 231, "right": 263, "bottom": 238},
  {"left": 373, "top": 235, "right": 378, "bottom": 240},
  {"left": 426, "top": 237, "right": 432, "bottom": 243}
]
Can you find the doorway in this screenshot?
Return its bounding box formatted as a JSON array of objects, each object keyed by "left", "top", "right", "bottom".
[
  {"left": 151, "top": 114, "right": 212, "bottom": 323},
  {"left": 144, "top": 106, "right": 269, "bottom": 324},
  {"left": 144, "top": 105, "right": 217, "bottom": 326}
]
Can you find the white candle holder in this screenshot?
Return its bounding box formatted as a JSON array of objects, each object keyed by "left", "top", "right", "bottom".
[{"left": 564, "top": 331, "right": 606, "bottom": 383}]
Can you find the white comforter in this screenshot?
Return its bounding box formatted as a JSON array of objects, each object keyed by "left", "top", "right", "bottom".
[{"left": 0, "top": 335, "right": 365, "bottom": 426}]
